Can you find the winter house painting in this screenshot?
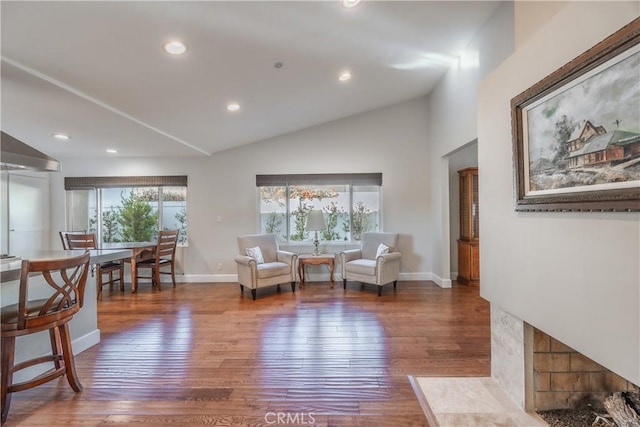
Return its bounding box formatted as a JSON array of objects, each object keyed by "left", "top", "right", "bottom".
[
  {"left": 566, "top": 121, "right": 640, "bottom": 168},
  {"left": 524, "top": 47, "right": 639, "bottom": 194}
]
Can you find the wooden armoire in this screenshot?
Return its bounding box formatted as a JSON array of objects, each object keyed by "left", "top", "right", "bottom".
[{"left": 457, "top": 167, "right": 479, "bottom": 286}]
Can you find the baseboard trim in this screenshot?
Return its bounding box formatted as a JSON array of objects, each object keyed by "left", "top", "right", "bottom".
[
  {"left": 73, "top": 328, "right": 101, "bottom": 354},
  {"left": 177, "top": 273, "right": 437, "bottom": 283},
  {"left": 12, "top": 329, "right": 101, "bottom": 384},
  {"left": 431, "top": 273, "right": 452, "bottom": 288},
  {"left": 399, "top": 272, "right": 432, "bottom": 281},
  {"left": 180, "top": 274, "right": 238, "bottom": 283}
]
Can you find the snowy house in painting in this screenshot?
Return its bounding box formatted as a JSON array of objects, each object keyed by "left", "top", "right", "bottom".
[{"left": 566, "top": 120, "right": 640, "bottom": 168}]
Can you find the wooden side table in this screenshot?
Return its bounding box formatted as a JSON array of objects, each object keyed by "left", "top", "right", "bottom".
[{"left": 298, "top": 254, "right": 335, "bottom": 288}]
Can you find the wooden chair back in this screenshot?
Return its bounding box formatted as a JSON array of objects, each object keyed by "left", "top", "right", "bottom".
[
  {"left": 65, "top": 233, "right": 98, "bottom": 250},
  {"left": 16, "top": 252, "right": 90, "bottom": 330},
  {"left": 59, "top": 230, "right": 87, "bottom": 250},
  {"left": 132, "top": 230, "right": 180, "bottom": 291},
  {"left": 156, "top": 230, "right": 179, "bottom": 261}
]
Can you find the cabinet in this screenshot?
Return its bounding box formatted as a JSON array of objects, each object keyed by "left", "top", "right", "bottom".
[{"left": 457, "top": 167, "right": 479, "bottom": 286}]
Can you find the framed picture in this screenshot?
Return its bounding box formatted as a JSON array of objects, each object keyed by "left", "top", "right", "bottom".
[{"left": 511, "top": 18, "right": 640, "bottom": 212}]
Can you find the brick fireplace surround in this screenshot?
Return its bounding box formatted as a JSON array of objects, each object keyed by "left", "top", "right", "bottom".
[
  {"left": 491, "top": 306, "right": 639, "bottom": 413},
  {"left": 533, "top": 328, "right": 638, "bottom": 410},
  {"left": 410, "top": 307, "right": 639, "bottom": 426}
]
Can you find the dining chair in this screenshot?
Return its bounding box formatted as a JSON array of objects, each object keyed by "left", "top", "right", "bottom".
[
  {"left": 65, "top": 232, "right": 125, "bottom": 299},
  {"left": 59, "top": 230, "right": 86, "bottom": 250},
  {"left": 1, "top": 252, "right": 90, "bottom": 423},
  {"left": 135, "top": 229, "right": 179, "bottom": 291}
]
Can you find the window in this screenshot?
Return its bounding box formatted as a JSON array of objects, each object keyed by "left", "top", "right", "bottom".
[
  {"left": 257, "top": 173, "right": 381, "bottom": 243},
  {"left": 64, "top": 176, "right": 187, "bottom": 244}
]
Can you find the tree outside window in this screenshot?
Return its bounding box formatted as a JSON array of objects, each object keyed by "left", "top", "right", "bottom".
[
  {"left": 118, "top": 191, "right": 158, "bottom": 242},
  {"left": 83, "top": 186, "right": 187, "bottom": 244},
  {"left": 258, "top": 181, "right": 379, "bottom": 242}
]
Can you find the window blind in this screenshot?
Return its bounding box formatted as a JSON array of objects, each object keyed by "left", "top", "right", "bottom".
[
  {"left": 256, "top": 173, "right": 382, "bottom": 187},
  {"left": 64, "top": 175, "right": 187, "bottom": 190}
]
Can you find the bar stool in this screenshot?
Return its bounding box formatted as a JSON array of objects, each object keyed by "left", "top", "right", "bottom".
[{"left": 1, "top": 252, "right": 90, "bottom": 423}]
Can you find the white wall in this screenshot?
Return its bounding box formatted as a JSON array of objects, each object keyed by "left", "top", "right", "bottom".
[
  {"left": 479, "top": 1, "right": 640, "bottom": 386},
  {"left": 426, "top": 1, "right": 514, "bottom": 286},
  {"left": 51, "top": 97, "right": 432, "bottom": 280},
  {"left": 514, "top": 1, "right": 569, "bottom": 49}
]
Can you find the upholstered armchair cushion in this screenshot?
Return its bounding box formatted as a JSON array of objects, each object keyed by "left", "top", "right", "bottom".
[
  {"left": 235, "top": 234, "right": 298, "bottom": 300},
  {"left": 238, "top": 234, "right": 279, "bottom": 263},
  {"left": 245, "top": 246, "right": 265, "bottom": 264},
  {"left": 360, "top": 232, "right": 397, "bottom": 260},
  {"left": 257, "top": 262, "right": 292, "bottom": 279},
  {"left": 340, "top": 232, "right": 401, "bottom": 296}
]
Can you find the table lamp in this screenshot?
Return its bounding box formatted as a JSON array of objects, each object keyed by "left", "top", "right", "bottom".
[{"left": 306, "top": 210, "right": 326, "bottom": 256}]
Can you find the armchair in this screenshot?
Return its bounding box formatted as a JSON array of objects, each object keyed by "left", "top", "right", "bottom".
[
  {"left": 235, "top": 234, "right": 298, "bottom": 300},
  {"left": 340, "top": 232, "right": 401, "bottom": 296}
]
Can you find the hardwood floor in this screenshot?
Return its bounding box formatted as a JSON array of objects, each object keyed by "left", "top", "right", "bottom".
[{"left": 4, "top": 280, "right": 490, "bottom": 426}]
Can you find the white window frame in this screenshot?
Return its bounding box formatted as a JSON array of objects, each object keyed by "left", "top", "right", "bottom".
[{"left": 256, "top": 173, "right": 382, "bottom": 243}]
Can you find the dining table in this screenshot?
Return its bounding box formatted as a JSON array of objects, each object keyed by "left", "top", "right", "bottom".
[{"left": 99, "top": 242, "right": 157, "bottom": 293}]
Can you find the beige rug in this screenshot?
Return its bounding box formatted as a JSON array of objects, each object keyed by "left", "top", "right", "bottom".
[{"left": 408, "top": 376, "right": 547, "bottom": 427}]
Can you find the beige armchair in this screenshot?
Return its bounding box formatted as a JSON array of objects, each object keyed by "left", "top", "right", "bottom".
[
  {"left": 235, "top": 234, "right": 298, "bottom": 300},
  {"left": 340, "top": 232, "right": 401, "bottom": 296}
]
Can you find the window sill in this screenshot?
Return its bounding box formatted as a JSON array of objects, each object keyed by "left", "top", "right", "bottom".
[{"left": 280, "top": 241, "right": 359, "bottom": 253}]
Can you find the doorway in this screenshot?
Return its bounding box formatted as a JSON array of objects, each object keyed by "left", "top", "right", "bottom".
[
  {"left": 5, "top": 172, "right": 50, "bottom": 255},
  {"left": 447, "top": 140, "right": 478, "bottom": 280}
]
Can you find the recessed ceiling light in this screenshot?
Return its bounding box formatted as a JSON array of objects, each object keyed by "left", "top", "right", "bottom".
[
  {"left": 53, "top": 133, "right": 70, "bottom": 140},
  {"left": 227, "top": 103, "right": 240, "bottom": 112},
  {"left": 342, "top": 0, "right": 362, "bottom": 9},
  {"left": 163, "top": 40, "right": 187, "bottom": 55},
  {"left": 338, "top": 71, "right": 352, "bottom": 82},
  {"left": 106, "top": 149, "right": 118, "bottom": 154}
]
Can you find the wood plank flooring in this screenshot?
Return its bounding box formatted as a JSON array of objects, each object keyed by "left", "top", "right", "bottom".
[{"left": 3, "top": 280, "right": 490, "bottom": 426}]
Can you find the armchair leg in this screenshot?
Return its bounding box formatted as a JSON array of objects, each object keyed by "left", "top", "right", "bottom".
[
  {"left": 378, "top": 286, "right": 382, "bottom": 297},
  {"left": 291, "top": 282, "right": 295, "bottom": 293},
  {"left": 239, "top": 284, "right": 244, "bottom": 295},
  {"left": 277, "top": 284, "right": 281, "bottom": 292},
  {"left": 251, "top": 289, "right": 257, "bottom": 300},
  {"left": 393, "top": 280, "right": 397, "bottom": 289},
  {"left": 343, "top": 279, "right": 347, "bottom": 290}
]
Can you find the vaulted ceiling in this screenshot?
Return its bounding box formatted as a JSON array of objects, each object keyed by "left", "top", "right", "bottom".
[{"left": 1, "top": 1, "right": 501, "bottom": 159}]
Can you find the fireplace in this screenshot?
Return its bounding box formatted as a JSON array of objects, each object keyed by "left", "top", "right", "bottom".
[
  {"left": 490, "top": 305, "right": 639, "bottom": 413},
  {"left": 532, "top": 328, "right": 638, "bottom": 411}
]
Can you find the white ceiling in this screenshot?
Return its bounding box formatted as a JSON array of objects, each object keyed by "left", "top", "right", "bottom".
[{"left": 1, "top": 1, "right": 500, "bottom": 159}]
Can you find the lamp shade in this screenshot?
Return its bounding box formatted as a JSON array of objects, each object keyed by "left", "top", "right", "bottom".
[{"left": 305, "top": 210, "right": 326, "bottom": 231}]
